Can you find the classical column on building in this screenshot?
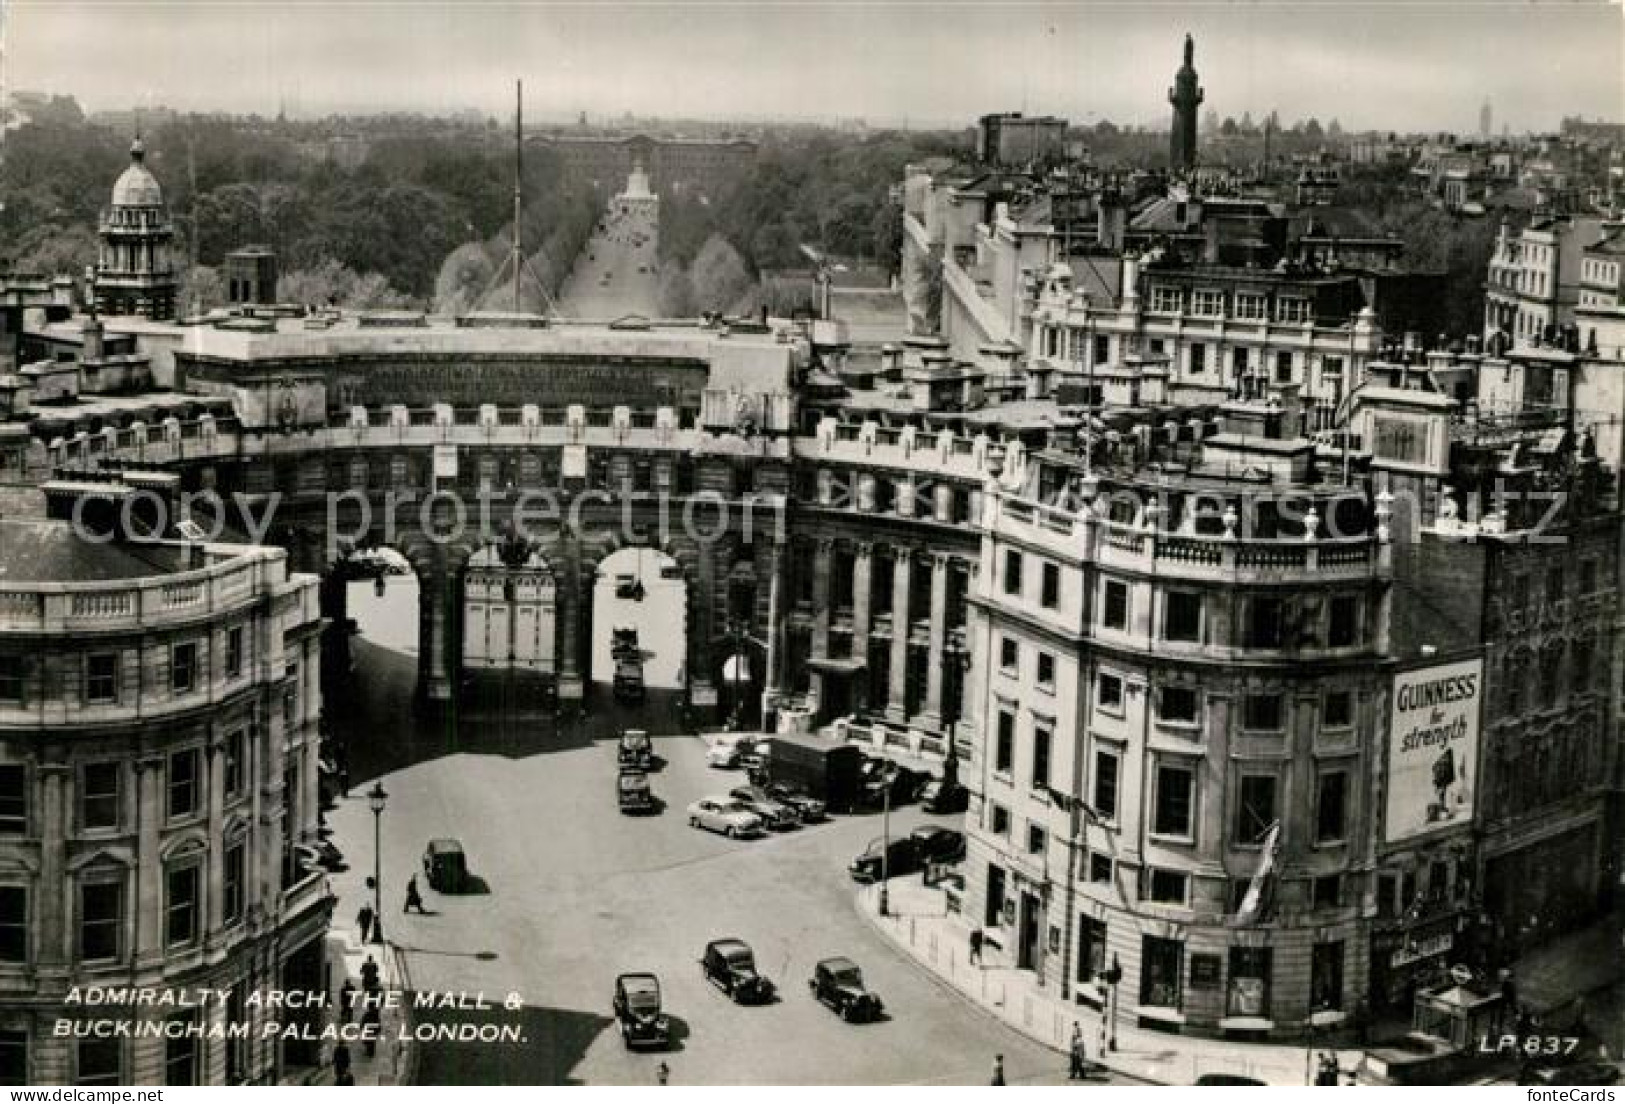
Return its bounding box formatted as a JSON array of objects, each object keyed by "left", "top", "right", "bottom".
[
  {"left": 851, "top": 543, "right": 874, "bottom": 712},
  {"left": 204, "top": 737, "right": 227, "bottom": 950},
  {"left": 887, "top": 549, "right": 912, "bottom": 723},
  {"left": 37, "top": 762, "right": 69, "bottom": 972},
  {"left": 761, "top": 538, "right": 786, "bottom": 720},
  {"left": 419, "top": 559, "right": 453, "bottom": 702},
  {"left": 556, "top": 536, "right": 583, "bottom": 700},
  {"left": 921, "top": 552, "right": 952, "bottom": 727},
  {"left": 811, "top": 538, "right": 834, "bottom": 658},
  {"left": 133, "top": 757, "right": 165, "bottom": 969},
  {"left": 691, "top": 539, "right": 717, "bottom": 710}
]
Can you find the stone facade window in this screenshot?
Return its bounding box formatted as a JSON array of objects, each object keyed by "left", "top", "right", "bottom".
[
  {"left": 1191, "top": 290, "right": 1224, "bottom": 317},
  {"left": 0, "top": 1031, "right": 27, "bottom": 1085},
  {"left": 1145, "top": 869, "right": 1188, "bottom": 905},
  {"left": 171, "top": 642, "right": 198, "bottom": 694},
  {"left": 167, "top": 750, "right": 200, "bottom": 820},
  {"left": 1235, "top": 775, "right": 1277, "bottom": 845},
  {"left": 994, "top": 710, "right": 1015, "bottom": 774},
  {"left": 1031, "top": 725, "right": 1052, "bottom": 790},
  {"left": 164, "top": 862, "right": 201, "bottom": 948},
  {"left": 81, "top": 763, "right": 122, "bottom": 832},
  {"left": 1093, "top": 749, "right": 1120, "bottom": 821},
  {"left": 0, "top": 656, "right": 21, "bottom": 704},
  {"left": 1102, "top": 579, "right": 1129, "bottom": 630},
  {"left": 0, "top": 766, "right": 25, "bottom": 834},
  {"left": 0, "top": 885, "right": 26, "bottom": 962},
  {"left": 78, "top": 876, "right": 124, "bottom": 963},
  {"left": 1097, "top": 672, "right": 1124, "bottom": 713},
  {"left": 1152, "top": 763, "right": 1195, "bottom": 838},
  {"left": 224, "top": 626, "right": 244, "bottom": 680},
  {"left": 1158, "top": 686, "right": 1199, "bottom": 725},
  {"left": 1242, "top": 693, "right": 1284, "bottom": 731},
  {"left": 1315, "top": 770, "right": 1348, "bottom": 844},
  {"left": 75, "top": 1040, "right": 121, "bottom": 1086},
  {"left": 1163, "top": 590, "right": 1202, "bottom": 643},
  {"left": 223, "top": 841, "right": 246, "bottom": 925},
  {"left": 85, "top": 654, "right": 119, "bottom": 704}
]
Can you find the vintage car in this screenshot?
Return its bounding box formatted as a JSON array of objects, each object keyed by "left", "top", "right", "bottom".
[
  {"left": 422, "top": 838, "right": 468, "bottom": 893},
  {"left": 618, "top": 728, "right": 653, "bottom": 770},
  {"left": 700, "top": 938, "right": 776, "bottom": 1004},
  {"left": 848, "top": 836, "right": 923, "bottom": 883},
  {"left": 612, "top": 973, "right": 670, "bottom": 1049},
  {"left": 920, "top": 777, "right": 970, "bottom": 814},
  {"left": 766, "top": 782, "right": 827, "bottom": 822},
  {"left": 687, "top": 797, "right": 764, "bottom": 838},
  {"left": 909, "top": 825, "right": 966, "bottom": 865},
  {"left": 809, "top": 957, "right": 883, "bottom": 1022},
  {"left": 727, "top": 785, "right": 798, "bottom": 830},
  {"left": 618, "top": 770, "right": 654, "bottom": 814}
]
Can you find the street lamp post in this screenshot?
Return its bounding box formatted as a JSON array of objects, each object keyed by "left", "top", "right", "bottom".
[
  {"left": 367, "top": 781, "right": 388, "bottom": 944},
  {"left": 879, "top": 765, "right": 892, "bottom": 918},
  {"left": 1104, "top": 954, "right": 1123, "bottom": 1052}
]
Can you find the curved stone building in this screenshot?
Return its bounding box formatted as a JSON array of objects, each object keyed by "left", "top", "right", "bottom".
[{"left": 0, "top": 518, "right": 327, "bottom": 1084}]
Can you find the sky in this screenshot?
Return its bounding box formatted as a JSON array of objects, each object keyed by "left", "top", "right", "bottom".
[{"left": 6, "top": 1, "right": 1622, "bottom": 133}]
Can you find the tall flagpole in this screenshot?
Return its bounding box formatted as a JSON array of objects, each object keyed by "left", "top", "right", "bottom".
[{"left": 513, "top": 79, "right": 523, "bottom": 315}]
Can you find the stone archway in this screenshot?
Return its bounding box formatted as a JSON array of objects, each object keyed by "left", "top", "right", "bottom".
[{"left": 590, "top": 546, "right": 687, "bottom": 692}]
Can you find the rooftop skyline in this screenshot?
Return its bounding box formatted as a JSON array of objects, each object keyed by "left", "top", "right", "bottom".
[{"left": 6, "top": 2, "right": 1623, "bottom": 133}]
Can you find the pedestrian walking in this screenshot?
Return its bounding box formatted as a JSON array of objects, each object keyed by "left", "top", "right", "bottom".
[
  {"left": 991, "top": 1054, "right": 1005, "bottom": 1085},
  {"left": 969, "top": 928, "right": 984, "bottom": 966},
  {"left": 1068, "top": 1023, "right": 1088, "bottom": 1080},
  {"left": 332, "top": 1041, "right": 352, "bottom": 1082},
  {"left": 360, "top": 955, "right": 380, "bottom": 993},
  {"left": 1315, "top": 1052, "right": 1339, "bottom": 1086},
  {"left": 403, "top": 876, "right": 425, "bottom": 914},
  {"left": 356, "top": 904, "right": 374, "bottom": 944},
  {"left": 339, "top": 979, "right": 356, "bottom": 1024},
  {"left": 656, "top": 1062, "right": 670, "bottom": 1085}
]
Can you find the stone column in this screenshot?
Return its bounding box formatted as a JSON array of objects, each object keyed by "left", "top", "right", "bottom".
[
  {"left": 923, "top": 552, "right": 951, "bottom": 725},
  {"left": 420, "top": 565, "right": 452, "bottom": 702},
  {"left": 134, "top": 758, "right": 165, "bottom": 969},
  {"left": 557, "top": 537, "right": 583, "bottom": 700},
  {"left": 691, "top": 541, "right": 716, "bottom": 712},
  {"left": 851, "top": 544, "right": 873, "bottom": 713},
  {"left": 811, "top": 538, "right": 834, "bottom": 659},
  {"left": 887, "top": 550, "right": 912, "bottom": 722},
  {"left": 205, "top": 737, "right": 226, "bottom": 948},
  {"left": 761, "top": 539, "right": 785, "bottom": 722},
  {"left": 37, "top": 763, "right": 69, "bottom": 969}
]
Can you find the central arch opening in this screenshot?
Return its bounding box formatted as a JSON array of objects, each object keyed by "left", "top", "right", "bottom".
[{"left": 591, "top": 547, "right": 686, "bottom": 695}]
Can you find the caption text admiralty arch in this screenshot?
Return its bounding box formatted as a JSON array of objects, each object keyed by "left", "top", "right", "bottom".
[{"left": 50, "top": 328, "right": 998, "bottom": 733}]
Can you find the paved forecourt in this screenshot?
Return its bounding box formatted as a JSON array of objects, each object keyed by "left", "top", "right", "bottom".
[{"left": 327, "top": 721, "right": 1132, "bottom": 1085}]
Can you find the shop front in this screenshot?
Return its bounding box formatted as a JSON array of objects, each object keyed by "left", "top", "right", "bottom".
[{"left": 1368, "top": 913, "right": 1469, "bottom": 1014}]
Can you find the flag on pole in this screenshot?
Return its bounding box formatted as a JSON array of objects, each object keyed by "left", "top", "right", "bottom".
[{"left": 1231, "top": 820, "right": 1281, "bottom": 927}]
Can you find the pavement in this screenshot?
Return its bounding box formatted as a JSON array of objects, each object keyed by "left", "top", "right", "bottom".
[
  {"left": 324, "top": 642, "right": 1139, "bottom": 1085},
  {"left": 859, "top": 874, "right": 1364, "bottom": 1087}
]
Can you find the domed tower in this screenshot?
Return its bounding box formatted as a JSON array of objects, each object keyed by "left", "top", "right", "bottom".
[
  {"left": 96, "top": 137, "right": 177, "bottom": 319},
  {"left": 1167, "top": 34, "right": 1204, "bottom": 173}
]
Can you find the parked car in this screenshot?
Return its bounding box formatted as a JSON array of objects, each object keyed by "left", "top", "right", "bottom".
[
  {"left": 809, "top": 957, "right": 883, "bottom": 1022},
  {"left": 910, "top": 825, "right": 966, "bottom": 864},
  {"left": 1193, "top": 1074, "right": 1267, "bottom": 1086},
  {"left": 701, "top": 938, "right": 776, "bottom": 1004},
  {"left": 706, "top": 742, "right": 743, "bottom": 769},
  {"left": 858, "top": 756, "right": 928, "bottom": 807},
  {"left": 612, "top": 973, "right": 670, "bottom": 1049},
  {"left": 422, "top": 838, "right": 467, "bottom": 893},
  {"left": 618, "top": 728, "right": 652, "bottom": 770},
  {"left": 687, "top": 797, "right": 764, "bottom": 838},
  {"left": 767, "top": 782, "right": 827, "bottom": 822},
  {"left": 728, "top": 785, "right": 798, "bottom": 830},
  {"left": 618, "top": 770, "right": 654, "bottom": 814},
  {"left": 920, "top": 777, "right": 970, "bottom": 814},
  {"left": 613, "top": 661, "right": 645, "bottom": 702},
  {"left": 848, "top": 836, "right": 923, "bottom": 883}
]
